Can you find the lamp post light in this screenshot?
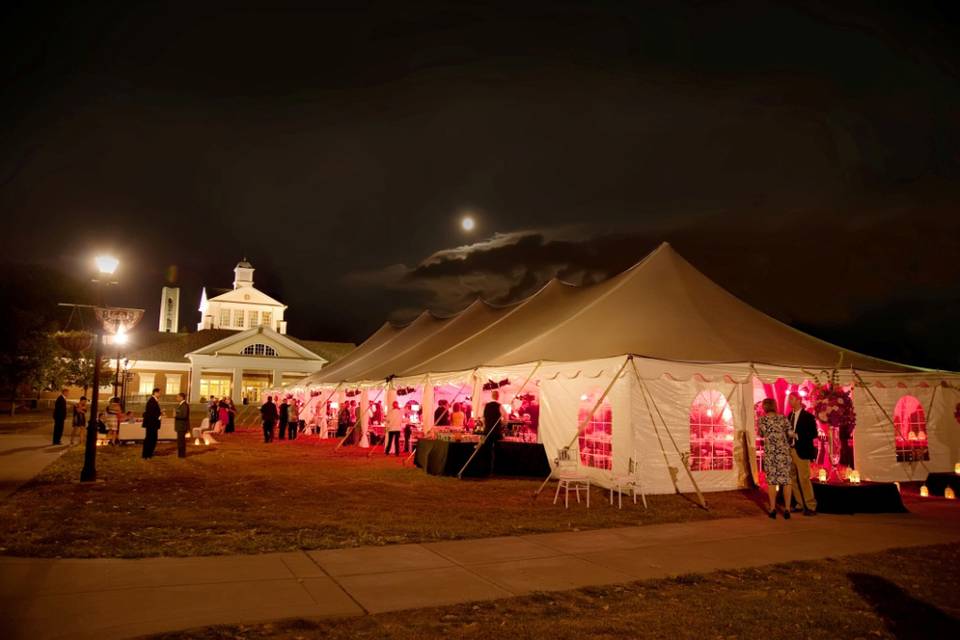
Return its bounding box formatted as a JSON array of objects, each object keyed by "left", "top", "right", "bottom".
[{"left": 79, "top": 255, "right": 119, "bottom": 483}]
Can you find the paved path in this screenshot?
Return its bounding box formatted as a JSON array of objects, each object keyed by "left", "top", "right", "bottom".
[
  {"left": 0, "top": 422, "right": 70, "bottom": 500},
  {"left": 1, "top": 506, "right": 958, "bottom": 640}
]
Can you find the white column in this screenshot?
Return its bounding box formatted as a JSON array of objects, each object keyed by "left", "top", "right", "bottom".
[
  {"left": 190, "top": 366, "right": 202, "bottom": 402},
  {"left": 271, "top": 369, "right": 281, "bottom": 387},
  {"left": 232, "top": 368, "right": 243, "bottom": 401}
]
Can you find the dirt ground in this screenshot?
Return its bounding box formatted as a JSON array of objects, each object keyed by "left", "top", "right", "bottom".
[{"left": 0, "top": 428, "right": 760, "bottom": 558}]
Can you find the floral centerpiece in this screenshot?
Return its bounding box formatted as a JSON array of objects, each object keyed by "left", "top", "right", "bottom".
[{"left": 808, "top": 370, "right": 856, "bottom": 433}]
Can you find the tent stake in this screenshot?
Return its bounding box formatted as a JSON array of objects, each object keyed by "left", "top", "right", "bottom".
[{"left": 533, "top": 356, "right": 630, "bottom": 498}]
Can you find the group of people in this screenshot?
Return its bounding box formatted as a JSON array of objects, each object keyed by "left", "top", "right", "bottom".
[
  {"left": 258, "top": 395, "right": 303, "bottom": 443},
  {"left": 141, "top": 388, "right": 191, "bottom": 459},
  {"left": 207, "top": 396, "right": 237, "bottom": 434},
  {"left": 757, "top": 392, "right": 819, "bottom": 519}
]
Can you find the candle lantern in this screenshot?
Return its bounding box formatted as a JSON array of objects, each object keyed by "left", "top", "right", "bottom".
[
  {"left": 946, "top": 487, "right": 956, "bottom": 500},
  {"left": 848, "top": 470, "right": 861, "bottom": 484},
  {"left": 818, "top": 468, "right": 828, "bottom": 482},
  {"left": 954, "top": 462, "right": 960, "bottom": 475},
  {"left": 920, "top": 484, "right": 929, "bottom": 497}
]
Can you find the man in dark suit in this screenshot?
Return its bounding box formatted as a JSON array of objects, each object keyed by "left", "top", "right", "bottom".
[
  {"left": 433, "top": 399, "right": 451, "bottom": 427},
  {"left": 788, "top": 392, "right": 818, "bottom": 515},
  {"left": 174, "top": 392, "right": 190, "bottom": 459},
  {"left": 278, "top": 397, "right": 289, "bottom": 440},
  {"left": 52, "top": 388, "right": 68, "bottom": 445},
  {"left": 260, "top": 395, "right": 278, "bottom": 443},
  {"left": 142, "top": 387, "right": 162, "bottom": 459}
]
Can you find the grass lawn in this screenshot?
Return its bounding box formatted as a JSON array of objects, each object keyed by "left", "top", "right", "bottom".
[
  {"left": 0, "top": 428, "right": 760, "bottom": 558},
  {"left": 150, "top": 543, "right": 960, "bottom": 640}
]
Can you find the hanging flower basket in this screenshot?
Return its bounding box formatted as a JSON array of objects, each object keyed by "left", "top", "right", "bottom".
[{"left": 54, "top": 330, "right": 94, "bottom": 353}]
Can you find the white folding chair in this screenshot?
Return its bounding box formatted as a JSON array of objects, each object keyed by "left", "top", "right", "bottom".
[
  {"left": 609, "top": 451, "right": 647, "bottom": 509},
  {"left": 553, "top": 446, "right": 591, "bottom": 508}
]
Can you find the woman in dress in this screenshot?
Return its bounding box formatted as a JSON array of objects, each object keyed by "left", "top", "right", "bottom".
[
  {"left": 70, "top": 396, "right": 88, "bottom": 445},
  {"left": 450, "top": 402, "right": 466, "bottom": 429},
  {"left": 758, "top": 398, "right": 795, "bottom": 519}
]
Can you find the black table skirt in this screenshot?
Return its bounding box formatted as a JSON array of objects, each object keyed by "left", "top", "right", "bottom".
[
  {"left": 812, "top": 481, "right": 907, "bottom": 514},
  {"left": 925, "top": 472, "right": 960, "bottom": 497},
  {"left": 414, "top": 440, "right": 549, "bottom": 478},
  {"left": 493, "top": 441, "right": 551, "bottom": 477}
]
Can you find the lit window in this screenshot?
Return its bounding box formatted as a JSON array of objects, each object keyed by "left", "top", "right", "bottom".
[
  {"left": 893, "top": 395, "right": 929, "bottom": 462},
  {"left": 138, "top": 373, "right": 155, "bottom": 395},
  {"left": 249, "top": 311, "right": 259, "bottom": 326},
  {"left": 220, "top": 308, "right": 230, "bottom": 327},
  {"left": 233, "top": 309, "right": 245, "bottom": 328},
  {"left": 689, "top": 390, "right": 735, "bottom": 471},
  {"left": 262, "top": 311, "right": 273, "bottom": 327},
  {"left": 165, "top": 374, "right": 181, "bottom": 395},
  {"left": 241, "top": 343, "right": 278, "bottom": 357},
  {"left": 577, "top": 390, "right": 612, "bottom": 470}
]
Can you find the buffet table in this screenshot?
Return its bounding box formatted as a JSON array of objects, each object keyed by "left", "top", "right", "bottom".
[
  {"left": 812, "top": 480, "right": 907, "bottom": 514},
  {"left": 414, "top": 438, "right": 549, "bottom": 478}
]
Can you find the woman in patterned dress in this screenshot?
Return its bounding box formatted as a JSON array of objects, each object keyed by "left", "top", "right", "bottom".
[{"left": 758, "top": 398, "right": 795, "bottom": 519}]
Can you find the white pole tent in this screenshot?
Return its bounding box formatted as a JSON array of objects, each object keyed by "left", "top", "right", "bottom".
[{"left": 283, "top": 242, "right": 959, "bottom": 493}]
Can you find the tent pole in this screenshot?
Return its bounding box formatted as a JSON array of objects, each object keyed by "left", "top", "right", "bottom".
[
  {"left": 533, "top": 356, "right": 630, "bottom": 498},
  {"left": 458, "top": 362, "right": 542, "bottom": 479},
  {"left": 364, "top": 385, "right": 388, "bottom": 457},
  {"left": 635, "top": 362, "right": 707, "bottom": 510}
]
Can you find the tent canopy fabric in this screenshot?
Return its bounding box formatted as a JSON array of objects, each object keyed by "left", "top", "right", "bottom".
[{"left": 299, "top": 242, "right": 930, "bottom": 388}]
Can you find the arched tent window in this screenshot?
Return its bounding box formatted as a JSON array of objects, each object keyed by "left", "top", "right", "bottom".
[
  {"left": 690, "top": 390, "right": 734, "bottom": 471},
  {"left": 241, "top": 343, "right": 278, "bottom": 357},
  {"left": 893, "top": 395, "right": 929, "bottom": 462},
  {"left": 578, "top": 389, "right": 612, "bottom": 470}
]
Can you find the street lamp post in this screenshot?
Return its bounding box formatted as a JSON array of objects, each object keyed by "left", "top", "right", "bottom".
[{"left": 79, "top": 256, "right": 119, "bottom": 483}]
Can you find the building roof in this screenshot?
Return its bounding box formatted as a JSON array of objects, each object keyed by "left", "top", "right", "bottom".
[{"left": 125, "top": 329, "right": 354, "bottom": 364}]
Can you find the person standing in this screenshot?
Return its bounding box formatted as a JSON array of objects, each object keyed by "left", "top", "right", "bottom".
[
  {"left": 208, "top": 396, "right": 218, "bottom": 428},
  {"left": 70, "top": 395, "right": 88, "bottom": 445},
  {"left": 434, "top": 399, "right": 451, "bottom": 427},
  {"left": 278, "top": 397, "right": 290, "bottom": 440},
  {"left": 174, "top": 392, "right": 190, "bottom": 459},
  {"left": 288, "top": 398, "right": 299, "bottom": 441},
  {"left": 384, "top": 401, "right": 403, "bottom": 456},
  {"left": 788, "top": 392, "right": 818, "bottom": 515},
  {"left": 52, "top": 388, "right": 68, "bottom": 445},
  {"left": 225, "top": 397, "right": 236, "bottom": 433},
  {"left": 260, "top": 395, "right": 278, "bottom": 443},
  {"left": 483, "top": 390, "right": 506, "bottom": 442},
  {"left": 758, "top": 398, "right": 794, "bottom": 519},
  {"left": 337, "top": 403, "right": 351, "bottom": 438},
  {"left": 142, "top": 387, "right": 162, "bottom": 459}
]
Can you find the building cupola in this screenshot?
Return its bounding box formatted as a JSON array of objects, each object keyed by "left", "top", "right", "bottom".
[{"left": 233, "top": 258, "right": 254, "bottom": 289}]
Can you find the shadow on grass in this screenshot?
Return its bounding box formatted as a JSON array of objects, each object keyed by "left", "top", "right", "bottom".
[{"left": 848, "top": 572, "right": 960, "bottom": 639}]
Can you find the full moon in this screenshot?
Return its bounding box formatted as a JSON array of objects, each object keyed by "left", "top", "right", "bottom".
[{"left": 461, "top": 216, "right": 475, "bottom": 231}]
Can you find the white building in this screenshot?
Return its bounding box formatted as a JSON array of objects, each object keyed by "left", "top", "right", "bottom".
[
  {"left": 116, "top": 260, "right": 353, "bottom": 403},
  {"left": 198, "top": 260, "right": 288, "bottom": 334}
]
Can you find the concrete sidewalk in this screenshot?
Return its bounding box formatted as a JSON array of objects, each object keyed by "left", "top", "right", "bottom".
[
  {"left": 0, "top": 426, "right": 70, "bottom": 500},
  {"left": 1, "top": 508, "right": 958, "bottom": 640}
]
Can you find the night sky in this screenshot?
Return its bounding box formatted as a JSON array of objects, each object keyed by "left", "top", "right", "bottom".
[{"left": 2, "top": 1, "right": 959, "bottom": 369}]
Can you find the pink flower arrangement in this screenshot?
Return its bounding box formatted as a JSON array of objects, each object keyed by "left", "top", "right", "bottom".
[{"left": 808, "top": 371, "right": 856, "bottom": 434}]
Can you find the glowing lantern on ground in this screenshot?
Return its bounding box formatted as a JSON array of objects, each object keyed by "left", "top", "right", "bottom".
[
  {"left": 849, "top": 470, "right": 861, "bottom": 484},
  {"left": 194, "top": 438, "right": 201, "bottom": 446},
  {"left": 818, "top": 468, "right": 828, "bottom": 482},
  {"left": 946, "top": 487, "right": 956, "bottom": 500},
  {"left": 920, "top": 485, "right": 929, "bottom": 497},
  {"left": 955, "top": 462, "right": 960, "bottom": 474}
]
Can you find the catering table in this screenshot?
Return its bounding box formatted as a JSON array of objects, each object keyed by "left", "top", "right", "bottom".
[
  {"left": 414, "top": 439, "right": 550, "bottom": 478},
  {"left": 812, "top": 480, "right": 907, "bottom": 514},
  {"left": 414, "top": 439, "right": 491, "bottom": 478},
  {"left": 118, "top": 418, "right": 177, "bottom": 442},
  {"left": 493, "top": 441, "right": 551, "bottom": 477},
  {"left": 924, "top": 472, "right": 960, "bottom": 497}
]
